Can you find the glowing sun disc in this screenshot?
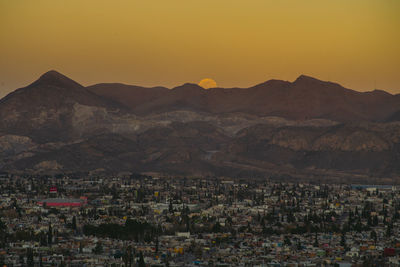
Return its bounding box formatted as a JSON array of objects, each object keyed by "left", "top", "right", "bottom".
[{"left": 198, "top": 78, "right": 217, "bottom": 89}]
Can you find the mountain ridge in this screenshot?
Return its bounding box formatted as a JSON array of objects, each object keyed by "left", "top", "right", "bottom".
[
  {"left": 85, "top": 73, "right": 399, "bottom": 122},
  {"left": 1, "top": 71, "right": 399, "bottom": 179}
]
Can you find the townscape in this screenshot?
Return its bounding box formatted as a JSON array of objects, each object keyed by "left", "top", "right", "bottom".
[{"left": 1, "top": 173, "right": 400, "bottom": 267}]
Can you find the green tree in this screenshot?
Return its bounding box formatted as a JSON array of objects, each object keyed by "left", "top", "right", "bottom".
[
  {"left": 155, "top": 236, "right": 159, "bottom": 253},
  {"left": 123, "top": 245, "right": 134, "bottom": 267},
  {"left": 47, "top": 224, "right": 52, "bottom": 245},
  {"left": 0, "top": 219, "right": 6, "bottom": 248},
  {"left": 340, "top": 233, "right": 347, "bottom": 251},
  {"left": 138, "top": 251, "right": 146, "bottom": 267},
  {"left": 284, "top": 235, "right": 292, "bottom": 246},
  {"left": 313, "top": 233, "right": 318, "bottom": 247},
  {"left": 94, "top": 242, "right": 103, "bottom": 254},
  {"left": 386, "top": 223, "right": 393, "bottom": 237},
  {"left": 370, "top": 230, "right": 377, "bottom": 244},
  {"left": 373, "top": 215, "right": 378, "bottom": 226},
  {"left": 27, "top": 248, "right": 34, "bottom": 267},
  {"left": 212, "top": 222, "right": 222, "bottom": 233},
  {"left": 72, "top": 216, "right": 77, "bottom": 230}
]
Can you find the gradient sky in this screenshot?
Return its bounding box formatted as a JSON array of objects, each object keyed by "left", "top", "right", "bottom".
[{"left": 1, "top": 0, "right": 399, "bottom": 98}]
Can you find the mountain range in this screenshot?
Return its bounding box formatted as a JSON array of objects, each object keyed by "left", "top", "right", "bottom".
[{"left": 1, "top": 70, "right": 399, "bottom": 181}]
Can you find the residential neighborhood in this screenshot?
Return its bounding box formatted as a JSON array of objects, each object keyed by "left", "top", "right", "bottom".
[{"left": 1, "top": 174, "right": 400, "bottom": 266}]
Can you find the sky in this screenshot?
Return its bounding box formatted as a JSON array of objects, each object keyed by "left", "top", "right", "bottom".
[{"left": 0, "top": 0, "right": 399, "bottom": 98}]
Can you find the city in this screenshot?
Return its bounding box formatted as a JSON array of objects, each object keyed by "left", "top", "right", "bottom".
[
  {"left": 1, "top": 1, "right": 399, "bottom": 266},
  {"left": 1, "top": 174, "right": 400, "bottom": 266}
]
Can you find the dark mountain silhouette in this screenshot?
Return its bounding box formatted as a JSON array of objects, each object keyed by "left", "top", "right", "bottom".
[
  {"left": 1, "top": 70, "right": 114, "bottom": 107},
  {"left": 1, "top": 71, "right": 399, "bottom": 179},
  {"left": 86, "top": 83, "right": 169, "bottom": 111},
  {"left": 88, "top": 74, "right": 400, "bottom": 122}
]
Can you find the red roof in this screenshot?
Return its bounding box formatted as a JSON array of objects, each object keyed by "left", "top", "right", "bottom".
[
  {"left": 384, "top": 248, "right": 396, "bottom": 257},
  {"left": 38, "top": 198, "right": 84, "bottom": 207}
]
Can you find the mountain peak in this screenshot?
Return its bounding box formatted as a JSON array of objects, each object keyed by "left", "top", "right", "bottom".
[
  {"left": 368, "top": 89, "right": 393, "bottom": 97},
  {"left": 41, "top": 70, "right": 65, "bottom": 78},
  {"left": 293, "top": 75, "right": 346, "bottom": 90},
  {"left": 253, "top": 79, "right": 291, "bottom": 89},
  {"left": 294, "top": 75, "right": 322, "bottom": 84},
  {"left": 173, "top": 83, "right": 205, "bottom": 91},
  {"left": 32, "top": 70, "right": 82, "bottom": 88}
]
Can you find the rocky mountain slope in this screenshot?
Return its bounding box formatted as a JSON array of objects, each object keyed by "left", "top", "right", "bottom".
[
  {"left": 0, "top": 71, "right": 125, "bottom": 142},
  {"left": 1, "top": 71, "right": 399, "bottom": 180}
]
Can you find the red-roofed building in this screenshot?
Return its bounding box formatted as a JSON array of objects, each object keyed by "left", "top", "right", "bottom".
[{"left": 38, "top": 198, "right": 84, "bottom": 207}]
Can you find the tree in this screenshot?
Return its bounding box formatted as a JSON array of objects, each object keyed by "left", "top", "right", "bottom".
[
  {"left": 386, "top": 223, "right": 393, "bottom": 237},
  {"left": 370, "top": 230, "right": 377, "bottom": 244},
  {"left": 340, "top": 233, "right": 347, "bottom": 250},
  {"left": 0, "top": 220, "right": 5, "bottom": 231},
  {"left": 27, "top": 248, "right": 34, "bottom": 267},
  {"left": 94, "top": 242, "right": 103, "bottom": 254},
  {"left": 72, "top": 216, "right": 77, "bottom": 231},
  {"left": 296, "top": 240, "right": 302, "bottom": 250},
  {"left": 313, "top": 233, "right": 319, "bottom": 247},
  {"left": 0, "top": 255, "right": 5, "bottom": 267},
  {"left": 123, "top": 245, "right": 134, "bottom": 267},
  {"left": 0, "top": 219, "right": 6, "bottom": 249},
  {"left": 47, "top": 224, "right": 53, "bottom": 245},
  {"left": 212, "top": 222, "right": 222, "bottom": 233},
  {"left": 373, "top": 215, "right": 378, "bottom": 226},
  {"left": 284, "top": 235, "right": 292, "bottom": 246},
  {"left": 138, "top": 251, "right": 146, "bottom": 267},
  {"left": 155, "top": 236, "right": 159, "bottom": 253}
]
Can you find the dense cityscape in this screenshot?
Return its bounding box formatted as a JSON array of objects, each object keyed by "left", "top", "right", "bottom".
[
  {"left": 2, "top": 0, "right": 399, "bottom": 267},
  {"left": 1, "top": 174, "right": 400, "bottom": 266}
]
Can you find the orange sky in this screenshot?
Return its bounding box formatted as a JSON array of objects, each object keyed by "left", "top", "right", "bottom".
[{"left": 0, "top": 0, "right": 399, "bottom": 98}]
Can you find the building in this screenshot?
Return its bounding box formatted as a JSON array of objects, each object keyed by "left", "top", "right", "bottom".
[{"left": 38, "top": 198, "right": 85, "bottom": 207}]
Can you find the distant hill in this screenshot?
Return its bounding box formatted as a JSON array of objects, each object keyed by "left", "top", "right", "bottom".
[
  {"left": 1, "top": 71, "right": 399, "bottom": 180},
  {"left": 87, "top": 74, "right": 400, "bottom": 122}
]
